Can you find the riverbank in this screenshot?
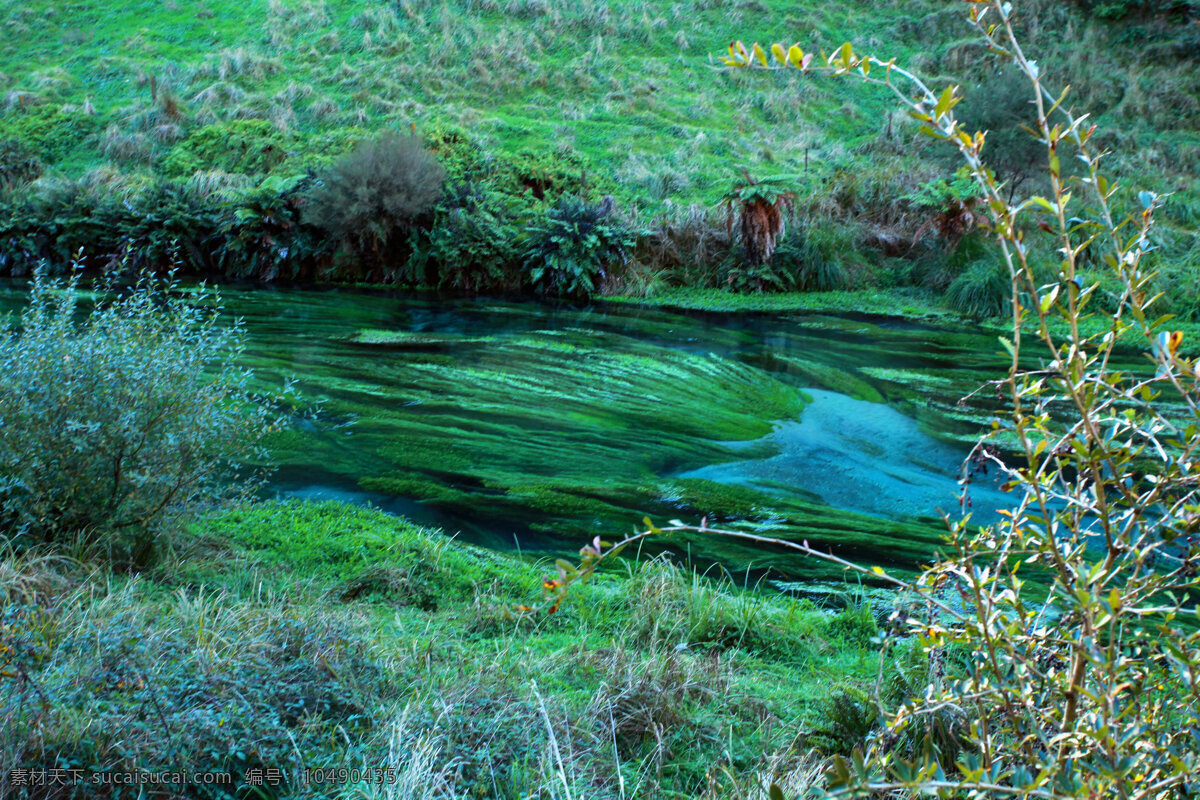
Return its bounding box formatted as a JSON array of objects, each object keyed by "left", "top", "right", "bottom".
[{"left": 3, "top": 499, "right": 890, "bottom": 799}]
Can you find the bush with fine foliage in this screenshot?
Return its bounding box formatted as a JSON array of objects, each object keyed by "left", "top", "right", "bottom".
[
  {"left": 0, "top": 269, "right": 278, "bottom": 566},
  {"left": 306, "top": 132, "right": 445, "bottom": 277}
]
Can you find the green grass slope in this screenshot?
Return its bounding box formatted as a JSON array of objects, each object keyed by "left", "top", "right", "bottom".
[
  {"left": 4, "top": 0, "right": 1196, "bottom": 206},
  {"left": 0, "top": 0, "right": 930, "bottom": 198},
  {"left": 2, "top": 500, "right": 893, "bottom": 798}
]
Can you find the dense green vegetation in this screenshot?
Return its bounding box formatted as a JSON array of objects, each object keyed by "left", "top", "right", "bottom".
[
  {"left": 4, "top": 0, "right": 1200, "bottom": 797},
  {"left": 3, "top": 498, "right": 900, "bottom": 798},
  {"left": 0, "top": 256, "right": 982, "bottom": 798},
  {"left": 2, "top": 0, "right": 1199, "bottom": 316}
]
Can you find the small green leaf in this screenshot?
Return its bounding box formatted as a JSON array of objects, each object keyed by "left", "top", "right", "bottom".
[
  {"left": 1039, "top": 285, "right": 1059, "bottom": 312},
  {"left": 935, "top": 85, "right": 956, "bottom": 118},
  {"left": 839, "top": 41, "right": 853, "bottom": 67}
]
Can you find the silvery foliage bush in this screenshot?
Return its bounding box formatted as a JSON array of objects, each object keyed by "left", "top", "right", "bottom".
[{"left": 0, "top": 267, "right": 277, "bottom": 565}]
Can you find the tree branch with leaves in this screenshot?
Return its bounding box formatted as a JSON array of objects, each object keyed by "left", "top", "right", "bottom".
[{"left": 530, "top": 2, "right": 1200, "bottom": 797}]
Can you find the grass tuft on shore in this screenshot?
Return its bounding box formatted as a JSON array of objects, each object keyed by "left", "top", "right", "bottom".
[{"left": 2, "top": 499, "right": 889, "bottom": 799}]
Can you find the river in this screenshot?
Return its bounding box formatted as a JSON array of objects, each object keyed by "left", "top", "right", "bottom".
[
  {"left": 200, "top": 286, "right": 1023, "bottom": 581},
  {"left": 3, "top": 280, "right": 1040, "bottom": 580}
]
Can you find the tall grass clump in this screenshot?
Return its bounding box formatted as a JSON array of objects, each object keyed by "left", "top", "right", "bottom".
[
  {"left": 774, "top": 228, "right": 850, "bottom": 292},
  {"left": 945, "top": 258, "right": 1009, "bottom": 318},
  {"left": 0, "top": 269, "right": 278, "bottom": 567},
  {"left": 632, "top": 202, "right": 731, "bottom": 288}
]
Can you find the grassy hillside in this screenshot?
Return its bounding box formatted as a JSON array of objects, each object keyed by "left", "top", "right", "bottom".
[
  {"left": 0, "top": 0, "right": 932, "bottom": 197},
  {"left": 1, "top": 0, "right": 1197, "bottom": 200},
  {"left": 4, "top": 0, "right": 1200, "bottom": 315}
]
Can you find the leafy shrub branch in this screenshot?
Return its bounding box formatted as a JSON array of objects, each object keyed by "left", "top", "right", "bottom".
[
  {"left": 539, "top": 1, "right": 1200, "bottom": 797},
  {"left": 0, "top": 268, "right": 282, "bottom": 567}
]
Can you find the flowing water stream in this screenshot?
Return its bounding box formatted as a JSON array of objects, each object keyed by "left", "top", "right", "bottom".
[
  {"left": 214, "top": 287, "right": 1024, "bottom": 581},
  {"left": 2, "top": 282, "right": 1040, "bottom": 581}
]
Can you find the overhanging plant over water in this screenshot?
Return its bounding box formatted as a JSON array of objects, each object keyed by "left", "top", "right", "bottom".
[{"left": 539, "top": 1, "right": 1200, "bottom": 796}]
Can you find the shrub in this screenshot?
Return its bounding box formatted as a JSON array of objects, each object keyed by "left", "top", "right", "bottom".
[
  {"left": 124, "top": 179, "right": 224, "bottom": 272},
  {"left": 0, "top": 176, "right": 137, "bottom": 274},
  {"left": 905, "top": 166, "right": 984, "bottom": 248},
  {"left": 0, "top": 138, "right": 42, "bottom": 191},
  {"left": 721, "top": 246, "right": 796, "bottom": 292},
  {"left": 0, "top": 270, "right": 278, "bottom": 566},
  {"left": 160, "top": 119, "right": 292, "bottom": 178},
  {"left": 2, "top": 582, "right": 386, "bottom": 798},
  {"left": 0, "top": 104, "right": 101, "bottom": 164},
  {"left": 218, "top": 174, "right": 327, "bottom": 282},
  {"left": 407, "top": 184, "right": 525, "bottom": 292},
  {"left": 954, "top": 72, "right": 1047, "bottom": 199},
  {"left": 490, "top": 144, "right": 594, "bottom": 200},
  {"left": 521, "top": 194, "right": 635, "bottom": 297},
  {"left": 803, "top": 684, "right": 880, "bottom": 756},
  {"left": 420, "top": 123, "right": 489, "bottom": 186},
  {"left": 306, "top": 131, "right": 445, "bottom": 278}
]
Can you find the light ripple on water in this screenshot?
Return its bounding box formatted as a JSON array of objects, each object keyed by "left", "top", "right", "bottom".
[{"left": 683, "top": 389, "right": 1010, "bottom": 524}]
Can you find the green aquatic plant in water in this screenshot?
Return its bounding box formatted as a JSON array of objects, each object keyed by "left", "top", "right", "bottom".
[
  {"left": 3, "top": 280, "right": 1127, "bottom": 580},
  {"left": 203, "top": 289, "right": 1037, "bottom": 580}
]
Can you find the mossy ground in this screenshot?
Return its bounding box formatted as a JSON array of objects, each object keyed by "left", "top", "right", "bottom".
[{"left": 2, "top": 499, "right": 891, "bottom": 799}]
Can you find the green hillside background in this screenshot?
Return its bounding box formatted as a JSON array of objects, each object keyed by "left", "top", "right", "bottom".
[{"left": 4, "top": 0, "right": 1200, "bottom": 313}]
